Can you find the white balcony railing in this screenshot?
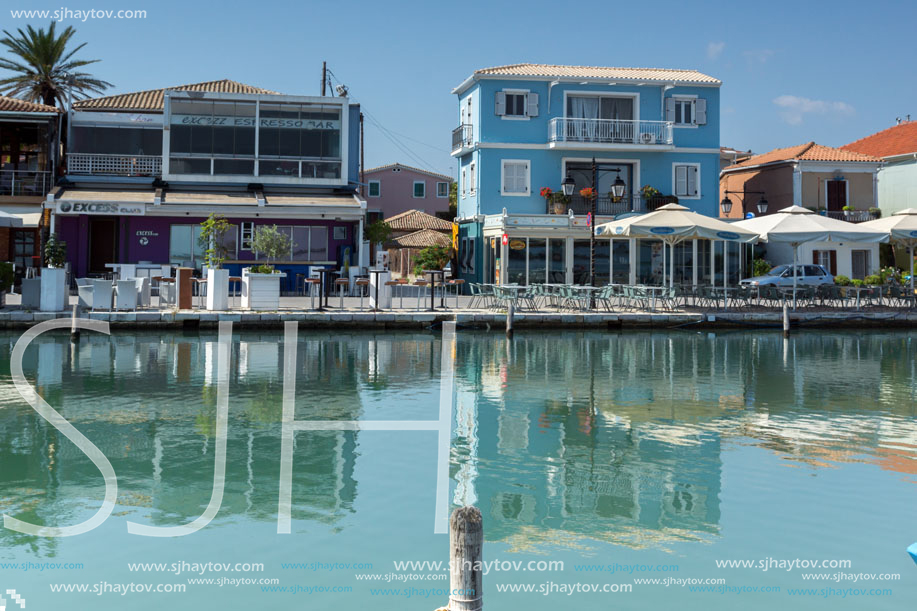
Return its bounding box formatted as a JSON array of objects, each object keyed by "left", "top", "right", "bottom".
[
  {"left": 0, "top": 170, "right": 53, "bottom": 197},
  {"left": 68, "top": 153, "right": 162, "bottom": 177},
  {"left": 548, "top": 118, "right": 674, "bottom": 146}
]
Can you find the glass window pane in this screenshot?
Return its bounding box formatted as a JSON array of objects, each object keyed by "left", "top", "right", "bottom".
[
  {"left": 506, "top": 238, "right": 527, "bottom": 285},
  {"left": 549, "top": 239, "right": 566, "bottom": 283},
  {"left": 213, "top": 158, "right": 253, "bottom": 175},
  {"left": 292, "top": 227, "right": 310, "bottom": 261},
  {"left": 573, "top": 240, "right": 591, "bottom": 285},
  {"left": 612, "top": 240, "right": 630, "bottom": 284},
  {"left": 310, "top": 227, "right": 328, "bottom": 260},
  {"left": 595, "top": 240, "right": 610, "bottom": 286},
  {"left": 528, "top": 238, "right": 546, "bottom": 284},
  {"left": 170, "top": 157, "right": 210, "bottom": 174},
  {"left": 260, "top": 160, "right": 298, "bottom": 176},
  {"left": 169, "top": 225, "right": 192, "bottom": 266}
]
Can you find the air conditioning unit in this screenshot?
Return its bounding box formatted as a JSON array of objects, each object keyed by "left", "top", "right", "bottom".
[{"left": 641, "top": 133, "right": 657, "bottom": 144}]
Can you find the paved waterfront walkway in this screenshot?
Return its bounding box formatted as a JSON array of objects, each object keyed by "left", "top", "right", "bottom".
[{"left": 2, "top": 293, "right": 917, "bottom": 329}]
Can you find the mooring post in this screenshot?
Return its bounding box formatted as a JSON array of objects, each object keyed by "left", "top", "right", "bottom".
[
  {"left": 449, "top": 506, "right": 483, "bottom": 611},
  {"left": 782, "top": 302, "right": 790, "bottom": 339},
  {"left": 506, "top": 303, "right": 514, "bottom": 339},
  {"left": 70, "top": 304, "right": 80, "bottom": 342}
]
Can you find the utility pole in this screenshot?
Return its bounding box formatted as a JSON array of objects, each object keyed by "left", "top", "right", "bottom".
[
  {"left": 321, "top": 61, "right": 327, "bottom": 96},
  {"left": 359, "top": 112, "right": 365, "bottom": 197}
]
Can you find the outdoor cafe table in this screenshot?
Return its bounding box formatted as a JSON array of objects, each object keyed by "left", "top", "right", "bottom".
[
  {"left": 641, "top": 285, "right": 668, "bottom": 312},
  {"left": 313, "top": 268, "right": 333, "bottom": 311},
  {"left": 845, "top": 286, "right": 874, "bottom": 310},
  {"left": 422, "top": 270, "right": 446, "bottom": 311}
]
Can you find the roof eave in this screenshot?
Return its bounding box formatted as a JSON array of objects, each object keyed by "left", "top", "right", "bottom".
[{"left": 455, "top": 72, "right": 721, "bottom": 94}]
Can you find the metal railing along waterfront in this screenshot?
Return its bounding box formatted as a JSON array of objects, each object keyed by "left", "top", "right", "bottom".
[
  {"left": 548, "top": 118, "right": 674, "bottom": 146},
  {"left": 0, "top": 170, "right": 52, "bottom": 197},
  {"left": 452, "top": 124, "right": 473, "bottom": 152},
  {"left": 68, "top": 153, "right": 162, "bottom": 177}
]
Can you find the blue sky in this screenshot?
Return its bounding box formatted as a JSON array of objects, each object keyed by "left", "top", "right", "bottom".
[{"left": 3, "top": 0, "right": 915, "bottom": 176}]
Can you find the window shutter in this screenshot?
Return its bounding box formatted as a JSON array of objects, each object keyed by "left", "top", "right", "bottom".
[
  {"left": 525, "top": 93, "right": 539, "bottom": 117},
  {"left": 695, "top": 99, "right": 707, "bottom": 125},
  {"left": 665, "top": 97, "right": 676, "bottom": 122},
  {"left": 521, "top": 162, "right": 529, "bottom": 193},
  {"left": 829, "top": 251, "right": 837, "bottom": 276},
  {"left": 675, "top": 166, "right": 687, "bottom": 195},
  {"left": 495, "top": 92, "right": 506, "bottom": 116},
  {"left": 688, "top": 166, "right": 698, "bottom": 196},
  {"left": 502, "top": 164, "right": 513, "bottom": 192}
]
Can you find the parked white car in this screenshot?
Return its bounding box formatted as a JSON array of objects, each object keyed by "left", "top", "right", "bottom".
[{"left": 740, "top": 264, "right": 834, "bottom": 287}]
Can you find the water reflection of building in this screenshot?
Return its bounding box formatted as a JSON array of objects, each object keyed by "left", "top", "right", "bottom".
[{"left": 0, "top": 331, "right": 367, "bottom": 544}]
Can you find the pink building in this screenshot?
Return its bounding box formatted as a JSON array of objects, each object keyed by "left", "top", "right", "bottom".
[{"left": 363, "top": 163, "right": 454, "bottom": 222}]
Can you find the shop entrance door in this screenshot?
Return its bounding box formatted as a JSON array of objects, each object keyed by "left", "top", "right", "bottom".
[{"left": 89, "top": 217, "right": 118, "bottom": 274}]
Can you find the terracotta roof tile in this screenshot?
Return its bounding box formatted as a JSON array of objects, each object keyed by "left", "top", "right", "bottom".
[
  {"left": 363, "top": 162, "right": 454, "bottom": 182},
  {"left": 0, "top": 95, "right": 60, "bottom": 113},
  {"left": 390, "top": 228, "right": 452, "bottom": 249},
  {"left": 384, "top": 209, "right": 453, "bottom": 232},
  {"left": 842, "top": 121, "right": 917, "bottom": 158},
  {"left": 73, "top": 79, "right": 280, "bottom": 112},
  {"left": 726, "top": 142, "right": 881, "bottom": 169},
  {"left": 472, "top": 63, "right": 720, "bottom": 85}
]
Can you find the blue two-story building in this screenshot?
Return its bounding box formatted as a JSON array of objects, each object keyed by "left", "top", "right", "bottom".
[{"left": 451, "top": 63, "right": 724, "bottom": 286}]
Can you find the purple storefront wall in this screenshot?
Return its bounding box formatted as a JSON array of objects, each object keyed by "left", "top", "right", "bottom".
[{"left": 57, "top": 215, "right": 359, "bottom": 279}]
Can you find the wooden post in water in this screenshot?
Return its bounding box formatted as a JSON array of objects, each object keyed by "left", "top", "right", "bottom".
[
  {"left": 783, "top": 302, "right": 790, "bottom": 338},
  {"left": 70, "top": 304, "right": 80, "bottom": 342},
  {"left": 449, "top": 506, "right": 483, "bottom": 611},
  {"left": 506, "top": 303, "right": 514, "bottom": 339}
]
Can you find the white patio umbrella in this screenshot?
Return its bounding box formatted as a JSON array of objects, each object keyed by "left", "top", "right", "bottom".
[
  {"left": 596, "top": 203, "right": 759, "bottom": 288},
  {"left": 734, "top": 205, "right": 889, "bottom": 308},
  {"left": 860, "top": 208, "right": 917, "bottom": 294},
  {"left": 0, "top": 210, "right": 24, "bottom": 228}
]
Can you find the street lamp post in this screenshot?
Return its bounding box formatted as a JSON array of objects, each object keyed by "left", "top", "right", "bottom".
[
  {"left": 722, "top": 189, "right": 769, "bottom": 217},
  {"left": 563, "top": 159, "right": 625, "bottom": 291}
]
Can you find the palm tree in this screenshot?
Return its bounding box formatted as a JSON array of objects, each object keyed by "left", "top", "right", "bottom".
[{"left": 0, "top": 22, "right": 111, "bottom": 107}]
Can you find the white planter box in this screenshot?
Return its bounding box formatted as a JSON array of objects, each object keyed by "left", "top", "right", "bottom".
[
  {"left": 40, "top": 268, "right": 67, "bottom": 312},
  {"left": 241, "top": 269, "right": 286, "bottom": 310},
  {"left": 206, "top": 268, "right": 230, "bottom": 311}
]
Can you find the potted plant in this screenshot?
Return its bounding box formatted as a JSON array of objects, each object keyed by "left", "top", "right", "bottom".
[
  {"left": 40, "top": 234, "right": 68, "bottom": 312},
  {"left": 198, "top": 213, "right": 232, "bottom": 311},
  {"left": 242, "top": 225, "right": 290, "bottom": 310},
  {"left": 0, "top": 261, "right": 13, "bottom": 307},
  {"left": 579, "top": 187, "right": 596, "bottom": 200},
  {"left": 868, "top": 207, "right": 882, "bottom": 219},
  {"left": 640, "top": 185, "right": 660, "bottom": 204},
  {"left": 842, "top": 205, "right": 855, "bottom": 218}
]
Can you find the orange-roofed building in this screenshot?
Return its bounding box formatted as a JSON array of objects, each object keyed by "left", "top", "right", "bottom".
[{"left": 843, "top": 119, "right": 917, "bottom": 216}]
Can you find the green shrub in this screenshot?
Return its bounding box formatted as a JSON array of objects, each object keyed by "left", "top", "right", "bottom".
[
  {"left": 752, "top": 258, "right": 771, "bottom": 277},
  {"left": 850, "top": 278, "right": 865, "bottom": 287},
  {"left": 412, "top": 245, "right": 453, "bottom": 275},
  {"left": 869, "top": 207, "right": 882, "bottom": 218},
  {"left": 250, "top": 225, "right": 292, "bottom": 273},
  {"left": 248, "top": 264, "right": 276, "bottom": 274},
  {"left": 834, "top": 275, "right": 851, "bottom": 286},
  {"left": 864, "top": 274, "right": 882, "bottom": 285},
  {"left": 43, "top": 234, "right": 67, "bottom": 268}
]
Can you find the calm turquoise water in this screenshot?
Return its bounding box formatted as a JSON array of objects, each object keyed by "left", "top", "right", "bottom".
[{"left": 0, "top": 329, "right": 915, "bottom": 610}]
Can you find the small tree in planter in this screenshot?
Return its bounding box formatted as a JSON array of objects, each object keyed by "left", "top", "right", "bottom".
[
  {"left": 0, "top": 261, "right": 14, "bottom": 307},
  {"left": 198, "top": 214, "right": 232, "bottom": 310},
  {"left": 365, "top": 220, "right": 393, "bottom": 266},
  {"left": 242, "top": 225, "right": 291, "bottom": 310},
  {"left": 40, "top": 234, "right": 68, "bottom": 311}
]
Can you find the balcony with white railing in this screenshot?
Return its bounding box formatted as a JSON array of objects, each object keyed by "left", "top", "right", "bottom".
[
  {"left": 0, "top": 170, "right": 53, "bottom": 197},
  {"left": 548, "top": 118, "right": 674, "bottom": 147},
  {"left": 68, "top": 153, "right": 163, "bottom": 177}
]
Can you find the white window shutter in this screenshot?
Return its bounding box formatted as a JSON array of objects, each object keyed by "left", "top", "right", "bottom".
[
  {"left": 495, "top": 92, "right": 506, "bottom": 116},
  {"left": 502, "top": 163, "right": 512, "bottom": 192},
  {"left": 522, "top": 162, "right": 529, "bottom": 193},
  {"left": 688, "top": 166, "right": 698, "bottom": 196},
  {"left": 526, "top": 93, "right": 539, "bottom": 117},
  {"left": 675, "top": 166, "right": 687, "bottom": 195},
  {"left": 695, "top": 99, "right": 707, "bottom": 125},
  {"left": 665, "top": 97, "right": 676, "bottom": 122}
]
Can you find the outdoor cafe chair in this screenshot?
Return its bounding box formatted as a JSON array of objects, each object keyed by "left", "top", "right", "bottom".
[
  {"left": 134, "top": 277, "right": 151, "bottom": 308},
  {"left": 305, "top": 277, "right": 322, "bottom": 310},
  {"left": 115, "top": 280, "right": 138, "bottom": 311},
  {"left": 354, "top": 278, "right": 370, "bottom": 310},
  {"left": 335, "top": 278, "right": 350, "bottom": 309},
  {"left": 412, "top": 279, "right": 429, "bottom": 311},
  {"left": 91, "top": 279, "right": 114, "bottom": 312}
]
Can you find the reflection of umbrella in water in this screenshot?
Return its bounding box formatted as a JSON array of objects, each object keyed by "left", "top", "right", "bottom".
[{"left": 735, "top": 206, "right": 889, "bottom": 309}]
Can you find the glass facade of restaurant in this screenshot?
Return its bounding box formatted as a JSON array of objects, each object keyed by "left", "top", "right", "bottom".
[
  {"left": 167, "top": 98, "right": 343, "bottom": 180},
  {"left": 71, "top": 125, "right": 163, "bottom": 156},
  {"left": 482, "top": 236, "right": 747, "bottom": 287}
]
